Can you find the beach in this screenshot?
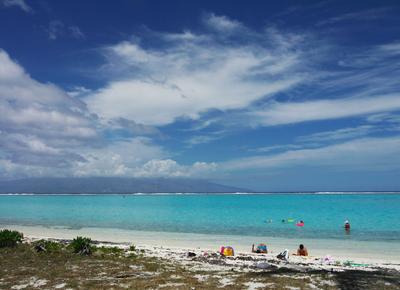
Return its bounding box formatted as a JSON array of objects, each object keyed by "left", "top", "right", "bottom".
[
  {"left": 1, "top": 225, "right": 400, "bottom": 289},
  {"left": 4, "top": 224, "right": 400, "bottom": 267}
]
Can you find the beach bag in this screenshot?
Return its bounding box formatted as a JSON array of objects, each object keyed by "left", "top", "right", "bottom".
[{"left": 220, "top": 246, "right": 234, "bottom": 256}]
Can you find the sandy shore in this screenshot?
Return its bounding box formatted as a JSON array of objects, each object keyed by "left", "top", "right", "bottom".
[{"left": 3, "top": 224, "right": 400, "bottom": 272}]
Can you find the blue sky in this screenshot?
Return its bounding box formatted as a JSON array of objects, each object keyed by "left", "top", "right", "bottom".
[{"left": 1, "top": 0, "right": 400, "bottom": 191}]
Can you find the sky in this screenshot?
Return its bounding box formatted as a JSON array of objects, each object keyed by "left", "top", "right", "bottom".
[{"left": 0, "top": 0, "right": 400, "bottom": 191}]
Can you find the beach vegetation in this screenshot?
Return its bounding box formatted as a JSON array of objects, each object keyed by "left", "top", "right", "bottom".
[
  {"left": 0, "top": 243, "right": 399, "bottom": 289},
  {"left": 32, "top": 239, "right": 63, "bottom": 253},
  {"left": 0, "top": 229, "right": 23, "bottom": 248},
  {"left": 129, "top": 244, "right": 136, "bottom": 252},
  {"left": 69, "top": 236, "right": 96, "bottom": 255},
  {"left": 97, "top": 246, "right": 124, "bottom": 255}
]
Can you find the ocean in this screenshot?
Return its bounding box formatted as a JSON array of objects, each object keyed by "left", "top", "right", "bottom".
[{"left": 1, "top": 193, "right": 399, "bottom": 243}]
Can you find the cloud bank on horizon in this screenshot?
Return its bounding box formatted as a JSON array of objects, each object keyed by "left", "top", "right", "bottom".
[{"left": 0, "top": 0, "right": 400, "bottom": 190}]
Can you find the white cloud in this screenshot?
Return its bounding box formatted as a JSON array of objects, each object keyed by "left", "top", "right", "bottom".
[
  {"left": 0, "top": 49, "right": 219, "bottom": 179},
  {"left": 186, "top": 135, "right": 221, "bottom": 146},
  {"left": 136, "top": 159, "right": 217, "bottom": 178},
  {"left": 248, "top": 144, "right": 305, "bottom": 153},
  {"left": 0, "top": 137, "right": 217, "bottom": 178},
  {"left": 250, "top": 94, "right": 400, "bottom": 126},
  {"left": 221, "top": 136, "right": 400, "bottom": 171},
  {"left": 0, "top": 51, "right": 96, "bottom": 141},
  {"left": 69, "top": 26, "right": 85, "bottom": 39},
  {"left": 1, "top": 0, "right": 32, "bottom": 12},
  {"left": 296, "top": 125, "right": 375, "bottom": 143},
  {"left": 72, "top": 138, "right": 165, "bottom": 177},
  {"left": 316, "top": 8, "right": 389, "bottom": 26},
  {"left": 366, "top": 113, "right": 400, "bottom": 124},
  {"left": 203, "top": 13, "right": 242, "bottom": 32},
  {"left": 47, "top": 20, "right": 64, "bottom": 40},
  {"left": 73, "top": 138, "right": 217, "bottom": 178},
  {"left": 0, "top": 49, "right": 98, "bottom": 169},
  {"left": 378, "top": 42, "right": 400, "bottom": 55},
  {"left": 46, "top": 21, "right": 85, "bottom": 40},
  {"left": 85, "top": 19, "right": 307, "bottom": 126},
  {"left": 105, "top": 118, "right": 161, "bottom": 136}
]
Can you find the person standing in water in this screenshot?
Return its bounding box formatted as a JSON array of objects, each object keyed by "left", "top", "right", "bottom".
[{"left": 344, "top": 220, "right": 351, "bottom": 231}]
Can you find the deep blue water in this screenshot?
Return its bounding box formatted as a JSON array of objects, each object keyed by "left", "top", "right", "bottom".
[{"left": 0, "top": 194, "right": 399, "bottom": 242}]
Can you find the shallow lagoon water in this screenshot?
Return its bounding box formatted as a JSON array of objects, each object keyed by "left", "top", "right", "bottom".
[{"left": 0, "top": 193, "right": 399, "bottom": 242}]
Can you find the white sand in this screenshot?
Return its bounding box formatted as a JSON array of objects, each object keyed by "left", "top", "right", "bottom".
[{"left": 3, "top": 224, "right": 400, "bottom": 270}]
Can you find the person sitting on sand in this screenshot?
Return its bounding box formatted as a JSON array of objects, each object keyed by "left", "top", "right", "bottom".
[
  {"left": 252, "top": 243, "right": 268, "bottom": 253},
  {"left": 295, "top": 244, "right": 308, "bottom": 256}
]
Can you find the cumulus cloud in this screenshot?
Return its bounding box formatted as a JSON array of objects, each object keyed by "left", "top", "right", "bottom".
[
  {"left": 135, "top": 159, "right": 217, "bottom": 178},
  {"left": 71, "top": 138, "right": 217, "bottom": 178},
  {"left": 0, "top": 49, "right": 97, "bottom": 169},
  {"left": 0, "top": 49, "right": 219, "bottom": 179},
  {"left": 85, "top": 16, "right": 307, "bottom": 126},
  {"left": 72, "top": 138, "right": 166, "bottom": 177}
]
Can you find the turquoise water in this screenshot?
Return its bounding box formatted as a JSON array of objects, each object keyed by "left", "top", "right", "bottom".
[{"left": 0, "top": 194, "right": 399, "bottom": 242}]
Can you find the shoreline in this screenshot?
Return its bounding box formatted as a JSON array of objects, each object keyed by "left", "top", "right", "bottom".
[
  {"left": 1, "top": 191, "right": 400, "bottom": 195},
  {"left": 3, "top": 224, "right": 400, "bottom": 270}
]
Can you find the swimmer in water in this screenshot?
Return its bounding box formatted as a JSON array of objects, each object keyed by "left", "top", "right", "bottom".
[{"left": 344, "top": 220, "right": 351, "bottom": 231}]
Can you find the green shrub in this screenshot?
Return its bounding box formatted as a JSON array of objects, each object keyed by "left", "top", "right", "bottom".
[
  {"left": 32, "top": 239, "right": 63, "bottom": 253},
  {"left": 69, "top": 236, "right": 96, "bottom": 255},
  {"left": 98, "top": 246, "right": 123, "bottom": 255},
  {"left": 0, "top": 229, "right": 23, "bottom": 248},
  {"left": 129, "top": 244, "right": 136, "bottom": 252}
]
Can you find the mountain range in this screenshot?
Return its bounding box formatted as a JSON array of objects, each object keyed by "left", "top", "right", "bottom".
[{"left": 0, "top": 177, "right": 247, "bottom": 194}]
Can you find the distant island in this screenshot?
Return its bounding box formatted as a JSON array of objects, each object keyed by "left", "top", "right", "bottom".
[{"left": 0, "top": 177, "right": 248, "bottom": 194}]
